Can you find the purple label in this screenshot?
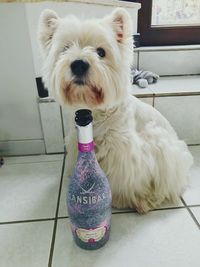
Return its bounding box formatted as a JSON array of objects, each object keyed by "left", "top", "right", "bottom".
[{"left": 78, "top": 141, "right": 94, "bottom": 152}]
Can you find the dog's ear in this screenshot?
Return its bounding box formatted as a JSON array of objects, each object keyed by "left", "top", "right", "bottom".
[
  {"left": 38, "top": 9, "right": 59, "bottom": 56},
  {"left": 106, "top": 8, "right": 132, "bottom": 44}
]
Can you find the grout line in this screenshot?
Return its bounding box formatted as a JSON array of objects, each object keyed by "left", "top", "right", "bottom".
[
  {"left": 137, "top": 51, "right": 139, "bottom": 70},
  {"left": 1, "top": 204, "right": 198, "bottom": 226},
  {"left": 135, "top": 94, "right": 154, "bottom": 98},
  {"left": 60, "top": 106, "right": 65, "bottom": 139},
  {"left": 188, "top": 144, "right": 200, "bottom": 147},
  {"left": 44, "top": 152, "right": 65, "bottom": 155},
  {"left": 135, "top": 48, "right": 200, "bottom": 52},
  {"left": 48, "top": 154, "right": 66, "bottom": 267},
  {"left": 38, "top": 98, "right": 47, "bottom": 154},
  {"left": 135, "top": 91, "right": 200, "bottom": 99},
  {"left": 159, "top": 74, "right": 200, "bottom": 78},
  {"left": 57, "top": 205, "right": 189, "bottom": 219},
  {"left": 112, "top": 210, "right": 137, "bottom": 215},
  {"left": 152, "top": 206, "right": 185, "bottom": 212},
  {"left": 59, "top": 106, "right": 67, "bottom": 154},
  {"left": 186, "top": 204, "right": 200, "bottom": 208},
  {"left": 4, "top": 159, "right": 63, "bottom": 166},
  {"left": 57, "top": 216, "right": 69, "bottom": 220},
  {"left": 0, "top": 218, "right": 55, "bottom": 225},
  {"left": 181, "top": 197, "right": 200, "bottom": 229},
  {"left": 3, "top": 152, "right": 64, "bottom": 159},
  {"left": 112, "top": 206, "right": 186, "bottom": 215},
  {"left": 150, "top": 92, "right": 200, "bottom": 98},
  {"left": 0, "top": 138, "right": 44, "bottom": 142},
  {"left": 153, "top": 93, "right": 155, "bottom": 107}
]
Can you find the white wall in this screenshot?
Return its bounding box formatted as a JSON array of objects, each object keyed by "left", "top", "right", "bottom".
[{"left": 25, "top": 1, "right": 139, "bottom": 77}]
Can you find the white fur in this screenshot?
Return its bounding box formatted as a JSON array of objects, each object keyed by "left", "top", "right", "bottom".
[{"left": 38, "top": 8, "right": 193, "bottom": 213}]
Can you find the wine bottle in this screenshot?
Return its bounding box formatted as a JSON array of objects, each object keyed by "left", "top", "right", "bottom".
[{"left": 67, "top": 109, "right": 112, "bottom": 250}]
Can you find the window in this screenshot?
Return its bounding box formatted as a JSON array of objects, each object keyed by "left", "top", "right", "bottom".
[
  {"left": 124, "top": 0, "right": 200, "bottom": 46},
  {"left": 151, "top": 0, "right": 200, "bottom": 27}
]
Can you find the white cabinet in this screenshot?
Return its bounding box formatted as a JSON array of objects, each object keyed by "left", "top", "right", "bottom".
[{"left": 0, "top": 4, "right": 45, "bottom": 155}]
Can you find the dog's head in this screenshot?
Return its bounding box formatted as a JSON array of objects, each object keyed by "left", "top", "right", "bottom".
[{"left": 38, "top": 8, "right": 133, "bottom": 109}]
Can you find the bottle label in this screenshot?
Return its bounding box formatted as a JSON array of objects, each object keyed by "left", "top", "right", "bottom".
[
  {"left": 78, "top": 141, "right": 94, "bottom": 152},
  {"left": 69, "top": 191, "right": 106, "bottom": 205},
  {"left": 72, "top": 224, "right": 108, "bottom": 243}
]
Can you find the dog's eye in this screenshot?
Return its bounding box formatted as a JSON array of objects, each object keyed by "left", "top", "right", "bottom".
[{"left": 97, "top": 47, "right": 106, "bottom": 58}]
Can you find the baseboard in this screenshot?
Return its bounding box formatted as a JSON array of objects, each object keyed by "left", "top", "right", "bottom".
[{"left": 0, "top": 140, "right": 45, "bottom": 156}]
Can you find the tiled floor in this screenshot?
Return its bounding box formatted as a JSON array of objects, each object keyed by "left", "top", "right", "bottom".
[{"left": 0, "top": 147, "right": 200, "bottom": 267}]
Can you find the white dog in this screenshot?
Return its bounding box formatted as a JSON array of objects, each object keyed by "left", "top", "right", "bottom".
[{"left": 38, "top": 8, "right": 193, "bottom": 213}]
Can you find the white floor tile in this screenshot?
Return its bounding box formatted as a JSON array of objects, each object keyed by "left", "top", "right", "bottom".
[
  {"left": 0, "top": 160, "right": 62, "bottom": 222},
  {"left": 183, "top": 146, "right": 200, "bottom": 205},
  {"left": 52, "top": 209, "right": 200, "bottom": 267},
  {"left": 4, "top": 154, "right": 63, "bottom": 165},
  {"left": 190, "top": 207, "right": 200, "bottom": 224},
  {"left": 0, "top": 221, "right": 53, "bottom": 267}
]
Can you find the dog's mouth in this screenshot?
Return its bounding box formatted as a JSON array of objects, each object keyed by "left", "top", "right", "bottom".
[
  {"left": 73, "top": 78, "right": 85, "bottom": 86},
  {"left": 62, "top": 80, "right": 104, "bottom": 107}
]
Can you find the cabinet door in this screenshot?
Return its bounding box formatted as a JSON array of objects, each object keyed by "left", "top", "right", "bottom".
[{"left": 0, "top": 4, "right": 44, "bottom": 155}]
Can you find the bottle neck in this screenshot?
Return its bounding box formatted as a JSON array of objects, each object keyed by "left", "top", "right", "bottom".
[{"left": 76, "top": 122, "right": 94, "bottom": 153}]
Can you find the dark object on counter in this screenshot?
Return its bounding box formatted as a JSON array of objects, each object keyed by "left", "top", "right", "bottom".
[
  {"left": 36, "top": 77, "right": 49, "bottom": 98},
  {"left": 133, "top": 33, "right": 140, "bottom": 47},
  {"left": 0, "top": 157, "right": 4, "bottom": 167}
]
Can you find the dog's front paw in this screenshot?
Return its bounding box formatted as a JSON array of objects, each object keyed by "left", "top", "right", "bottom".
[
  {"left": 134, "top": 200, "right": 153, "bottom": 214},
  {"left": 112, "top": 194, "right": 154, "bottom": 214}
]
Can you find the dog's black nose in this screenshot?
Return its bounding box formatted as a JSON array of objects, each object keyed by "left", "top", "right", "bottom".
[{"left": 70, "top": 60, "right": 89, "bottom": 77}]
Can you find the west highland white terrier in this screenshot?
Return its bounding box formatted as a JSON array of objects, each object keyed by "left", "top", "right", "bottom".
[{"left": 38, "top": 8, "right": 193, "bottom": 213}]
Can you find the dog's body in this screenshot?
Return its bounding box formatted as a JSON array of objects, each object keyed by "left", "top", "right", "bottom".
[
  {"left": 65, "top": 95, "right": 192, "bottom": 213},
  {"left": 38, "top": 8, "right": 193, "bottom": 213}
]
